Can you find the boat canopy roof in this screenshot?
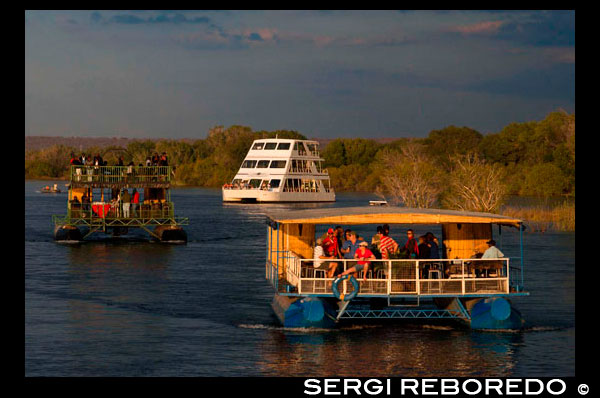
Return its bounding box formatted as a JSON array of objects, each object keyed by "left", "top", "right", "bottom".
[{"left": 266, "top": 206, "right": 523, "bottom": 228}]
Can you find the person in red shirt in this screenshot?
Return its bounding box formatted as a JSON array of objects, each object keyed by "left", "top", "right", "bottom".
[
  {"left": 322, "top": 228, "right": 339, "bottom": 258},
  {"left": 379, "top": 224, "right": 399, "bottom": 259},
  {"left": 339, "top": 241, "right": 375, "bottom": 281},
  {"left": 403, "top": 229, "right": 419, "bottom": 258},
  {"left": 131, "top": 188, "right": 140, "bottom": 218}
]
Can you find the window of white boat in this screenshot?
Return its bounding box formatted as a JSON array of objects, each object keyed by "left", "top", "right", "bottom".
[
  {"left": 249, "top": 179, "right": 262, "bottom": 188},
  {"left": 241, "top": 160, "right": 257, "bottom": 168},
  {"left": 252, "top": 143, "right": 264, "bottom": 150},
  {"left": 257, "top": 160, "right": 270, "bottom": 168},
  {"left": 276, "top": 143, "right": 290, "bottom": 150},
  {"left": 264, "top": 142, "right": 277, "bottom": 150},
  {"left": 306, "top": 143, "right": 318, "bottom": 155},
  {"left": 294, "top": 142, "right": 307, "bottom": 155},
  {"left": 270, "top": 160, "right": 286, "bottom": 168},
  {"left": 269, "top": 179, "right": 280, "bottom": 188}
]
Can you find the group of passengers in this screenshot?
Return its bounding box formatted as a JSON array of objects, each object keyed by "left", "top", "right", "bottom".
[
  {"left": 312, "top": 224, "right": 442, "bottom": 281},
  {"left": 70, "top": 152, "right": 169, "bottom": 168},
  {"left": 72, "top": 188, "right": 141, "bottom": 218}
]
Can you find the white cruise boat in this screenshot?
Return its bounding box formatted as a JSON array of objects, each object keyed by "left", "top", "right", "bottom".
[{"left": 222, "top": 138, "right": 336, "bottom": 202}]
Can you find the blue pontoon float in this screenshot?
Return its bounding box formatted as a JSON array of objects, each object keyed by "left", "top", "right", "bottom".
[{"left": 265, "top": 207, "right": 528, "bottom": 330}]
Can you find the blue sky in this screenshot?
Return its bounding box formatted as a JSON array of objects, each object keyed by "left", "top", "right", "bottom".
[{"left": 25, "top": 10, "right": 575, "bottom": 139}]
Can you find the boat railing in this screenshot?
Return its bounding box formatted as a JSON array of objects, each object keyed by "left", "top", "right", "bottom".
[
  {"left": 63, "top": 200, "right": 178, "bottom": 222},
  {"left": 276, "top": 253, "right": 511, "bottom": 296},
  {"left": 70, "top": 165, "right": 172, "bottom": 184}
]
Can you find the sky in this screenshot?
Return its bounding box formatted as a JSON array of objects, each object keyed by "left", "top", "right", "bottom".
[{"left": 25, "top": 10, "right": 575, "bottom": 139}]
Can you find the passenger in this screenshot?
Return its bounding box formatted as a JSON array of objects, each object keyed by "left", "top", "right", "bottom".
[
  {"left": 322, "top": 228, "right": 340, "bottom": 258},
  {"left": 403, "top": 229, "right": 420, "bottom": 258},
  {"left": 370, "top": 226, "right": 383, "bottom": 257},
  {"left": 426, "top": 232, "right": 440, "bottom": 259},
  {"left": 379, "top": 224, "right": 399, "bottom": 259},
  {"left": 482, "top": 240, "right": 504, "bottom": 259},
  {"left": 340, "top": 231, "right": 361, "bottom": 272},
  {"left": 418, "top": 235, "right": 431, "bottom": 278},
  {"left": 145, "top": 157, "right": 152, "bottom": 167},
  {"left": 70, "top": 153, "right": 81, "bottom": 165},
  {"left": 121, "top": 189, "right": 131, "bottom": 218},
  {"left": 334, "top": 226, "right": 345, "bottom": 254},
  {"left": 417, "top": 235, "right": 430, "bottom": 259},
  {"left": 313, "top": 238, "right": 339, "bottom": 278},
  {"left": 343, "top": 228, "right": 352, "bottom": 244},
  {"left": 339, "top": 241, "right": 375, "bottom": 281},
  {"left": 117, "top": 156, "right": 124, "bottom": 166},
  {"left": 131, "top": 188, "right": 140, "bottom": 217},
  {"left": 152, "top": 152, "right": 160, "bottom": 166}
]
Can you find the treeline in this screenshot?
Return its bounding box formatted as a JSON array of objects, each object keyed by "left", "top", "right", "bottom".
[
  {"left": 323, "top": 110, "right": 575, "bottom": 198},
  {"left": 25, "top": 111, "right": 575, "bottom": 201}
]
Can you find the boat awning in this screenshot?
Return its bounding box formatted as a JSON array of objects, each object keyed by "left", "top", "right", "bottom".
[{"left": 266, "top": 206, "right": 523, "bottom": 228}]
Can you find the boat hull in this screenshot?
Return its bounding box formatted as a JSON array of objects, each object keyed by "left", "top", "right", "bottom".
[
  {"left": 271, "top": 295, "right": 525, "bottom": 330},
  {"left": 153, "top": 225, "right": 188, "bottom": 243},
  {"left": 53, "top": 225, "right": 82, "bottom": 242},
  {"left": 271, "top": 295, "right": 337, "bottom": 328},
  {"left": 223, "top": 189, "right": 335, "bottom": 203},
  {"left": 463, "top": 297, "right": 525, "bottom": 330}
]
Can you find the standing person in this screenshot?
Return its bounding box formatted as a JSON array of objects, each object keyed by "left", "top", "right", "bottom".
[
  {"left": 371, "top": 226, "right": 383, "bottom": 258},
  {"left": 379, "top": 224, "right": 399, "bottom": 260},
  {"left": 121, "top": 189, "right": 131, "bottom": 218},
  {"left": 322, "top": 228, "right": 340, "bottom": 259},
  {"left": 417, "top": 235, "right": 431, "bottom": 259},
  {"left": 131, "top": 188, "right": 140, "bottom": 218},
  {"left": 152, "top": 152, "right": 160, "bottom": 166},
  {"left": 403, "top": 229, "right": 420, "bottom": 258},
  {"left": 426, "top": 232, "right": 440, "bottom": 259},
  {"left": 313, "top": 238, "right": 339, "bottom": 279},
  {"left": 340, "top": 231, "right": 361, "bottom": 272},
  {"left": 334, "top": 226, "right": 345, "bottom": 257}
]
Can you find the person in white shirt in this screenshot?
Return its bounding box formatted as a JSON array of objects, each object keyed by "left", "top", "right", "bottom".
[
  {"left": 314, "top": 238, "right": 339, "bottom": 278},
  {"left": 482, "top": 240, "right": 504, "bottom": 259}
]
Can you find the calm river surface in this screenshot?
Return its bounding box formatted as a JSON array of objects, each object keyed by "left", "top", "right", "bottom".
[{"left": 25, "top": 180, "right": 574, "bottom": 376}]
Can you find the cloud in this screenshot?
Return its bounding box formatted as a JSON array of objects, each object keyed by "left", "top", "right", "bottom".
[
  {"left": 447, "top": 20, "right": 505, "bottom": 35},
  {"left": 91, "top": 12, "right": 210, "bottom": 25}
]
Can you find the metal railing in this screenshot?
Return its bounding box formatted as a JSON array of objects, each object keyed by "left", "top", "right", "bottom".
[
  {"left": 70, "top": 165, "right": 172, "bottom": 184},
  {"left": 54, "top": 201, "right": 189, "bottom": 226},
  {"left": 271, "top": 252, "right": 513, "bottom": 297}
]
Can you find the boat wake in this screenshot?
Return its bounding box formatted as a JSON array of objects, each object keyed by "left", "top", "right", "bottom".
[{"left": 237, "top": 323, "right": 381, "bottom": 333}]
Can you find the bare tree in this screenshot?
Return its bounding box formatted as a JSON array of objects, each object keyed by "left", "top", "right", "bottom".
[
  {"left": 442, "top": 153, "right": 507, "bottom": 213},
  {"left": 377, "top": 141, "right": 444, "bottom": 208}
]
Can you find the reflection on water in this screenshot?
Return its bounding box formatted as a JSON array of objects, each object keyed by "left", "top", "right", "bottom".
[{"left": 254, "top": 323, "right": 522, "bottom": 377}]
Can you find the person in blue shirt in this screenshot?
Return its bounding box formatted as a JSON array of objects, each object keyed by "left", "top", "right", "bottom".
[
  {"left": 426, "top": 232, "right": 440, "bottom": 259},
  {"left": 340, "top": 231, "right": 361, "bottom": 272}
]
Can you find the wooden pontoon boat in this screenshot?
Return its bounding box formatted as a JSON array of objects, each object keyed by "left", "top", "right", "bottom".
[
  {"left": 264, "top": 207, "right": 528, "bottom": 330},
  {"left": 53, "top": 162, "right": 188, "bottom": 243}
]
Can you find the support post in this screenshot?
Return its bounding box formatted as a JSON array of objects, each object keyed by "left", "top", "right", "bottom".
[{"left": 519, "top": 223, "right": 524, "bottom": 292}]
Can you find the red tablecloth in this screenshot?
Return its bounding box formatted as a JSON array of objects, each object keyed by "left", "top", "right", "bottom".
[{"left": 92, "top": 203, "right": 111, "bottom": 217}]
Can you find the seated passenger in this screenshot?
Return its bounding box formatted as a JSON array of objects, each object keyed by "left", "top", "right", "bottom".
[
  {"left": 339, "top": 241, "right": 375, "bottom": 281},
  {"left": 482, "top": 240, "right": 504, "bottom": 259},
  {"left": 313, "top": 238, "right": 339, "bottom": 278}
]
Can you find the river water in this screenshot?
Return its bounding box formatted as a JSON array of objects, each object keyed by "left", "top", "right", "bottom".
[{"left": 25, "top": 181, "right": 574, "bottom": 376}]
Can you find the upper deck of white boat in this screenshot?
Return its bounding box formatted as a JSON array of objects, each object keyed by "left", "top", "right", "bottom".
[{"left": 243, "top": 138, "right": 324, "bottom": 161}]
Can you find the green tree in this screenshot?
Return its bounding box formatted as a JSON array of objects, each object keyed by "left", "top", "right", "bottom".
[{"left": 521, "top": 163, "right": 568, "bottom": 197}]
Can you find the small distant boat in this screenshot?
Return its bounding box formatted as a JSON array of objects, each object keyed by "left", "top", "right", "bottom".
[
  {"left": 369, "top": 200, "right": 388, "bottom": 206},
  {"left": 41, "top": 184, "right": 61, "bottom": 193}
]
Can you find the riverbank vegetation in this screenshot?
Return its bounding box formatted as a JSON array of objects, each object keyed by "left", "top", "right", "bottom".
[{"left": 25, "top": 111, "right": 574, "bottom": 229}]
